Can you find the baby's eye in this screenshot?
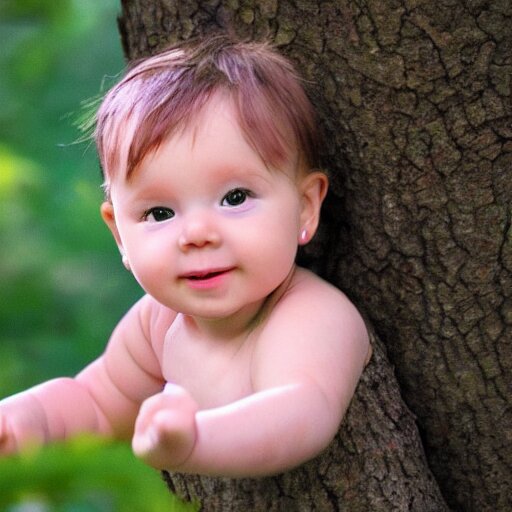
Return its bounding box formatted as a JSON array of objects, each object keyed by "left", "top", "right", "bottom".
[
  {"left": 143, "top": 207, "right": 175, "bottom": 222},
  {"left": 221, "top": 188, "right": 251, "bottom": 207}
]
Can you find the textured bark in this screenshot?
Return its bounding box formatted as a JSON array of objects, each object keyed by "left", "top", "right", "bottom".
[{"left": 117, "top": 1, "right": 511, "bottom": 511}]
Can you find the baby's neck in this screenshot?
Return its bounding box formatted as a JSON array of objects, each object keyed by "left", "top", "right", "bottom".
[{"left": 183, "top": 299, "right": 268, "bottom": 342}]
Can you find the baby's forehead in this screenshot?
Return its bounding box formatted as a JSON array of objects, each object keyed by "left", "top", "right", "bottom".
[{"left": 119, "top": 93, "right": 300, "bottom": 182}]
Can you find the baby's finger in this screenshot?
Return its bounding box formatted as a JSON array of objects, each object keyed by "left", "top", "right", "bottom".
[
  {"left": 133, "top": 396, "right": 160, "bottom": 437},
  {"left": 132, "top": 423, "right": 158, "bottom": 458},
  {"left": 163, "top": 383, "right": 198, "bottom": 414},
  {"left": 133, "top": 409, "right": 178, "bottom": 455},
  {"left": 137, "top": 385, "right": 195, "bottom": 422},
  {"left": 132, "top": 408, "right": 195, "bottom": 469},
  {"left": 134, "top": 399, "right": 171, "bottom": 445},
  {"left": 163, "top": 382, "right": 191, "bottom": 401}
]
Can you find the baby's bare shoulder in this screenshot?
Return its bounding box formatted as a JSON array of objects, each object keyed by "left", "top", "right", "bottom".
[
  {"left": 252, "top": 268, "right": 370, "bottom": 400},
  {"left": 259, "top": 267, "right": 368, "bottom": 351},
  {"left": 281, "top": 267, "right": 358, "bottom": 316}
]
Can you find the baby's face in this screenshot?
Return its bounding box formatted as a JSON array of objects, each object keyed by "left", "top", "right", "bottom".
[{"left": 105, "top": 97, "right": 307, "bottom": 321}]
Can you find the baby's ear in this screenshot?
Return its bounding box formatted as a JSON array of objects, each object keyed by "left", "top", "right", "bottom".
[
  {"left": 100, "top": 201, "right": 124, "bottom": 253},
  {"left": 299, "top": 171, "right": 328, "bottom": 244}
]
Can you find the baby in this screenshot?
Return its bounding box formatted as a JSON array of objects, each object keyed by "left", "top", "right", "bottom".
[{"left": 0, "top": 36, "right": 370, "bottom": 477}]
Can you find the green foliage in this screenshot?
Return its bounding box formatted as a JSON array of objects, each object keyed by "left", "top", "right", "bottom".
[
  {"left": 0, "top": 0, "right": 141, "bottom": 392},
  {"left": 0, "top": 1, "right": 196, "bottom": 510},
  {"left": 0, "top": 436, "right": 197, "bottom": 512}
]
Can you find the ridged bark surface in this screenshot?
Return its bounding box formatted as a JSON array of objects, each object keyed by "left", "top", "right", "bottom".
[{"left": 118, "top": 1, "right": 511, "bottom": 510}]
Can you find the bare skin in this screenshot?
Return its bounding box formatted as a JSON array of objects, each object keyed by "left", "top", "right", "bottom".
[{"left": 0, "top": 97, "right": 370, "bottom": 477}]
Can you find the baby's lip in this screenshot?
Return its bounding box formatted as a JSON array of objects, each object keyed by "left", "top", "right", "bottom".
[{"left": 180, "top": 267, "right": 234, "bottom": 280}]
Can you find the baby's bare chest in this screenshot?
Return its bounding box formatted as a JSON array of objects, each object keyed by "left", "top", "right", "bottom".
[{"left": 160, "top": 326, "right": 255, "bottom": 409}]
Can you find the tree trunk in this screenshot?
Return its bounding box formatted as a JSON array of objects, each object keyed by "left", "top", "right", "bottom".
[{"left": 117, "top": 1, "right": 511, "bottom": 511}]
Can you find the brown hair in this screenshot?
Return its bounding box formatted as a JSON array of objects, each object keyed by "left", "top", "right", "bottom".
[{"left": 95, "top": 35, "right": 320, "bottom": 189}]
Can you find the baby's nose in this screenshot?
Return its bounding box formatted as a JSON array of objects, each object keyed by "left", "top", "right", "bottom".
[{"left": 178, "top": 211, "right": 220, "bottom": 250}]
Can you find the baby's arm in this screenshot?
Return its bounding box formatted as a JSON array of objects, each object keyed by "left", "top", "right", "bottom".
[
  {"left": 0, "top": 378, "right": 112, "bottom": 454},
  {"left": 133, "top": 271, "right": 369, "bottom": 477},
  {"left": 0, "top": 295, "right": 168, "bottom": 455}
]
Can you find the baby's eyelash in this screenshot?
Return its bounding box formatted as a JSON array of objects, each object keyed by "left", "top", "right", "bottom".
[
  {"left": 221, "top": 188, "right": 255, "bottom": 207},
  {"left": 142, "top": 206, "right": 175, "bottom": 222}
]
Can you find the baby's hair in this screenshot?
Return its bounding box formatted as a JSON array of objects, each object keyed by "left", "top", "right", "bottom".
[{"left": 95, "top": 35, "right": 320, "bottom": 189}]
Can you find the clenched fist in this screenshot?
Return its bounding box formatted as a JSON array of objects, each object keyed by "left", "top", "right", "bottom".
[{"left": 132, "top": 383, "right": 198, "bottom": 470}]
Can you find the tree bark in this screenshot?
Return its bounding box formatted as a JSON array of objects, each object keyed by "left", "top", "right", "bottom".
[{"left": 117, "top": 1, "right": 511, "bottom": 511}]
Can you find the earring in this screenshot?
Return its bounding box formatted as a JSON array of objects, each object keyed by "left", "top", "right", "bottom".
[
  {"left": 122, "top": 255, "right": 131, "bottom": 271},
  {"left": 300, "top": 229, "right": 308, "bottom": 244}
]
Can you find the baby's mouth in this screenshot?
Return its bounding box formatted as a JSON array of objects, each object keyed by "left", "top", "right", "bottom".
[
  {"left": 183, "top": 268, "right": 234, "bottom": 281},
  {"left": 188, "top": 270, "right": 225, "bottom": 280}
]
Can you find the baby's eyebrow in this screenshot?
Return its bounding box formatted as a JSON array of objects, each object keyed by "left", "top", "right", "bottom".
[{"left": 218, "top": 167, "right": 277, "bottom": 187}]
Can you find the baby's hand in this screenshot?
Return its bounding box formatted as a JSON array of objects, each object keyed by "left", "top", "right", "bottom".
[
  {"left": 0, "top": 398, "right": 47, "bottom": 456},
  {"left": 132, "top": 383, "right": 198, "bottom": 470}
]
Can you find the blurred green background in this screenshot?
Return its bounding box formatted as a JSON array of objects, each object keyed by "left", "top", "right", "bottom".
[{"left": 0, "top": 1, "right": 195, "bottom": 510}]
